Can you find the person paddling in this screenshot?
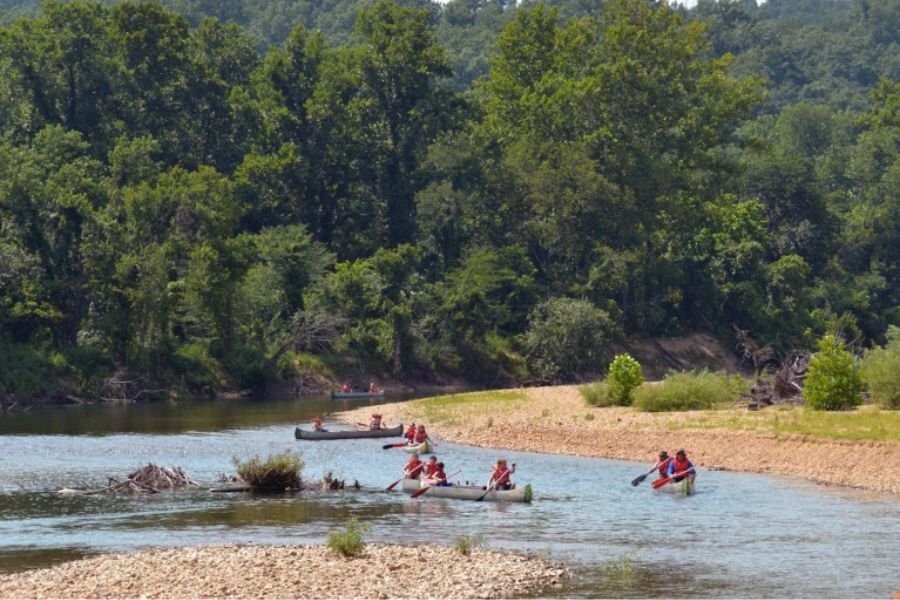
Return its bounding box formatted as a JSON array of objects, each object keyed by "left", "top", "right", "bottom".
[
  {"left": 423, "top": 455, "right": 439, "bottom": 478},
  {"left": 369, "top": 413, "right": 384, "bottom": 430},
  {"left": 424, "top": 461, "right": 451, "bottom": 487},
  {"left": 341, "top": 382, "right": 351, "bottom": 393},
  {"left": 312, "top": 415, "right": 326, "bottom": 432},
  {"left": 486, "top": 458, "right": 516, "bottom": 490},
  {"left": 368, "top": 381, "right": 379, "bottom": 393},
  {"left": 414, "top": 424, "right": 429, "bottom": 444},
  {"left": 403, "top": 453, "right": 424, "bottom": 480},
  {"left": 405, "top": 422, "right": 417, "bottom": 443},
  {"left": 653, "top": 451, "right": 672, "bottom": 481},
  {"left": 667, "top": 449, "right": 695, "bottom": 482}
]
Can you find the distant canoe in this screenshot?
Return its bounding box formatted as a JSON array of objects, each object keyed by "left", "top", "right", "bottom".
[
  {"left": 401, "top": 479, "right": 532, "bottom": 503},
  {"left": 402, "top": 440, "right": 432, "bottom": 454},
  {"left": 331, "top": 390, "right": 386, "bottom": 400},
  {"left": 653, "top": 475, "right": 696, "bottom": 496},
  {"left": 294, "top": 424, "right": 403, "bottom": 440}
]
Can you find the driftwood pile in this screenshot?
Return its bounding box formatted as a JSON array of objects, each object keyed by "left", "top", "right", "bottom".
[
  {"left": 59, "top": 464, "right": 198, "bottom": 495},
  {"left": 746, "top": 356, "right": 808, "bottom": 410}
]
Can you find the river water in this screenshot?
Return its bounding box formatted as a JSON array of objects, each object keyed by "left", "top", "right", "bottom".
[{"left": 1, "top": 396, "right": 898, "bottom": 598}]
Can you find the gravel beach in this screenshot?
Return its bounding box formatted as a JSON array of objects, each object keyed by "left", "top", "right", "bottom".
[
  {"left": 0, "top": 544, "right": 566, "bottom": 599},
  {"left": 340, "top": 385, "right": 900, "bottom": 494}
]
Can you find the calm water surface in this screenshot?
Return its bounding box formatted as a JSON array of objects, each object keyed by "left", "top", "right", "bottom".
[{"left": 1, "top": 396, "right": 898, "bottom": 598}]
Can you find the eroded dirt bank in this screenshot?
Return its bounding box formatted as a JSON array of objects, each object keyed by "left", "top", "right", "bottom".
[
  {"left": 0, "top": 544, "right": 566, "bottom": 599},
  {"left": 340, "top": 385, "right": 900, "bottom": 495}
]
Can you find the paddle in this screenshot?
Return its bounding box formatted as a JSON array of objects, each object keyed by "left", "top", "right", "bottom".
[
  {"left": 477, "top": 467, "right": 511, "bottom": 501},
  {"left": 632, "top": 459, "right": 670, "bottom": 486},
  {"left": 382, "top": 442, "right": 407, "bottom": 450},
  {"left": 411, "top": 470, "right": 461, "bottom": 498},
  {"left": 651, "top": 468, "right": 695, "bottom": 490},
  {"left": 386, "top": 464, "right": 424, "bottom": 491}
]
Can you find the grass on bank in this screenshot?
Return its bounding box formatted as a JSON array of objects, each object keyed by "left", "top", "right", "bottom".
[
  {"left": 665, "top": 404, "right": 900, "bottom": 443},
  {"left": 405, "top": 390, "right": 529, "bottom": 427},
  {"left": 327, "top": 517, "right": 370, "bottom": 557}
]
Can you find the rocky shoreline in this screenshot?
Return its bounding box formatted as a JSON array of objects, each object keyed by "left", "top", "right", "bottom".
[
  {"left": 340, "top": 385, "right": 900, "bottom": 495},
  {"left": 0, "top": 544, "right": 566, "bottom": 599}
]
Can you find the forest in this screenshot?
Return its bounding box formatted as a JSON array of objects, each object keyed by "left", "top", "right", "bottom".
[{"left": 0, "top": 0, "right": 898, "bottom": 402}]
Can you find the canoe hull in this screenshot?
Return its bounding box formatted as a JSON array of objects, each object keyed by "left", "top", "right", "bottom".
[
  {"left": 402, "top": 440, "right": 432, "bottom": 454},
  {"left": 330, "top": 391, "right": 386, "bottom": 400},
  {"left": 295, "top": 424, "right": 403, "bottom": 440},
  {"left": 654, "top": 475, "right": 696, "bottom": 496},
  {"left": 400, "top": 479, "right": 532, "bottom": 503}
]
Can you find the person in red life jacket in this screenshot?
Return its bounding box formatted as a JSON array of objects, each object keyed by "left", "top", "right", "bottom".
[
  {"left": 403, "top": 453, "right": 424, "bottom": 480},
  {"left": 405, "top": 422, "right": 417, "bottom": 443},
  {"left": 423, "top": 455, "right": 439, "bottom": 478},
  {"left": 667, "top": 449, "right": 695, "bottom": 482},
  {"left": 368, "top": 381, "right": 379, "bottom": 393},
  {"left": 425, "top": 462, "right": 451, "bottom": 487},
  {"left": 311, "top": 415, "right": 326, "bottom": 432},
  {"left": 368, "top": 413, "right": 383, "bottom": 430},
  {"left": 341, "top": 382, "right": 351, "bottom": 393},
  {"left": 486, "top": 458, "right": 516, "bottom": 490},
  {"left": 653, "top": 451, "right": 672, "bottom": 481},
  {"left": 414, "top": 424, "right": 429, "bottom": 444}
]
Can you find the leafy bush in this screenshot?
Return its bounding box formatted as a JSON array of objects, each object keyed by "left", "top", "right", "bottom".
[
  {"left": 859, "top": 326, "right": 900, "bottom": 409},
  {"left": 580, "top": 381, "right": 616, "bottom": 407},
  {"left": 0, "top": 343, "right": 56, "bottom": 400},
  {"left": 607, "top": 354, "right": 644, "bottom": 405},
  {"left": 326, "top": 517, "right": 370, "bottom": 557},
  {"left": 522, "top": 297, "right": 621, "bottom": 382},
  {"left": 633, "top": 370, "right": 746, "bottom": 412},
  {"left": 454, "top": 535, "right": 485, "bottom": 556},
  {"left": 232, "top": 451, "right": 303, "bottom": 491},
  {"left": 804, "top": 334, "right": 864, "bottom": 410}
]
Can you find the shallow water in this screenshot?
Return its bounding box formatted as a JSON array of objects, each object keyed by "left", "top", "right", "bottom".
[{"left": 1, "top": 397, "right": 898, "bottom": 598}]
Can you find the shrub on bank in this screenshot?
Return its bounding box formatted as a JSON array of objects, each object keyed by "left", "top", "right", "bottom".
[
  {"left": 580, "top": 381, "right": 616, "bottom": 407},
  {"left": 859, "top": 326, "right": 900, "bottom": 409},
  {"left": 633, "top": 370, "right": 745, "bottom": 412},
  {"left": 607, "top": 354, "right": 644, "bottom": 405},
  {"left": 327, "top": 517, "right": 370, "bottom": 557},
  {"left": 804, "top": 334, "right": 864, "bottom": 411},
  {"left": 233, "top": 451, "right": 303, "bottom": 491}
]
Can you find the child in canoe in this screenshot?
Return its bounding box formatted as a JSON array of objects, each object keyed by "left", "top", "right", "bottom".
[
  {"left": 312, "top": 415, "right": 326, "bottom": 432},
  {"left": 486, "top": 458, "right": 516, "bottom": 490},
  {"left": 414, "top": 424, "right": 429, "bottom": 444},
  {"left": 423, "top": 455, "right": 439, "bottom": 478},
  {"left": 403, "top": 453, "right": 424, "bottom": 480},
  {"left": 667, "top": 449, "right": 695, "bottom": 482},
  {"left": 368, "top": 413, "right": 384, "bottom": 430},
  {"left": 423, "top": 462, "right": 451, "bottom": 487}
]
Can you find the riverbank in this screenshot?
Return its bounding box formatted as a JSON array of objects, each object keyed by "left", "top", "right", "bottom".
[
  {"left": 0, "top": 544, "right": 565, "bottom": 599},
  {"left": 340, "top": 385, "right": 900, "bottom": 495}
]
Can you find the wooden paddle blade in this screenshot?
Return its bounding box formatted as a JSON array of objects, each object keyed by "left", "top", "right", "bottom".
[
  {"left": 631, "top": 473, "right": 648, "bottom": 486},
  {"left": 382, "top": 443, "right": 403, "bottom": 450}
]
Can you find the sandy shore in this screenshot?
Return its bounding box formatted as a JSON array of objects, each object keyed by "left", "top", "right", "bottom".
[
  {"left": 340, "top": 385, "right": 900, "bottom": 494},
  {"left": 0, "top": 544, "right": 566, "bottom": 599}
]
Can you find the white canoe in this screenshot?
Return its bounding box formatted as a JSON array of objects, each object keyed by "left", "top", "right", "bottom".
[
  {"left": 653, "top": 475, "right": 696, "bottom": 496},
  {"left": 401, "top": 478, "right": 532, "bottom": 503},
  {"left": 402, "top": 440, "right": 432, "bottom": 454},
  {"left": 331, "top": 390, "right": 385, "bottom": 400}
]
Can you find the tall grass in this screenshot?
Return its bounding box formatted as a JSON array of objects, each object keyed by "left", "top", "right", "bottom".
[
  {"left": 859, "top": 327, "right": 900, "bottom": 409},
  {"left": 454, "top": 535, "right": 485, "bottom": 556},
  {"left": 326, "top": 517, "right": 370, "bottom": 557},
  {"left": 633, "top": 370, "right": 746, "bottom": 412},
  {"left": 580, "top": 381, "right": 620, "bottom": 407},
  {"left": 233, "top": 450, "right": 303, "bottom": 491}
]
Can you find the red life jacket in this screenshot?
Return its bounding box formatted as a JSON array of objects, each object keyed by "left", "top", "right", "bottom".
[
  {"left": 415, "top": 429, "right": 427, "bottom": 443},
  {"left": 673, "top": 456, "right": 691, "bottom": 474},
  {"left": 657, "top": 458, "right": 672, "bottom": 477},
  {"left": 431, "top": 468, "right": 446, "bottom": 482},
  {"left": 405, "top": 426, "right": 416, "bottom": 440},
  {"left": 424, "top": 462, "right": 439, "bottom": 477},
  {"left": 492, "top": 466, "right": 511, "bottom": 486},
  {"left": 405, "top": 458, "right": 423, "bottom": 476}
]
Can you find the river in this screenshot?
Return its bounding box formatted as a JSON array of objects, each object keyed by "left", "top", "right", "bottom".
[{"left": 1, "top": 396, "right": 898, "bottom": 598}]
